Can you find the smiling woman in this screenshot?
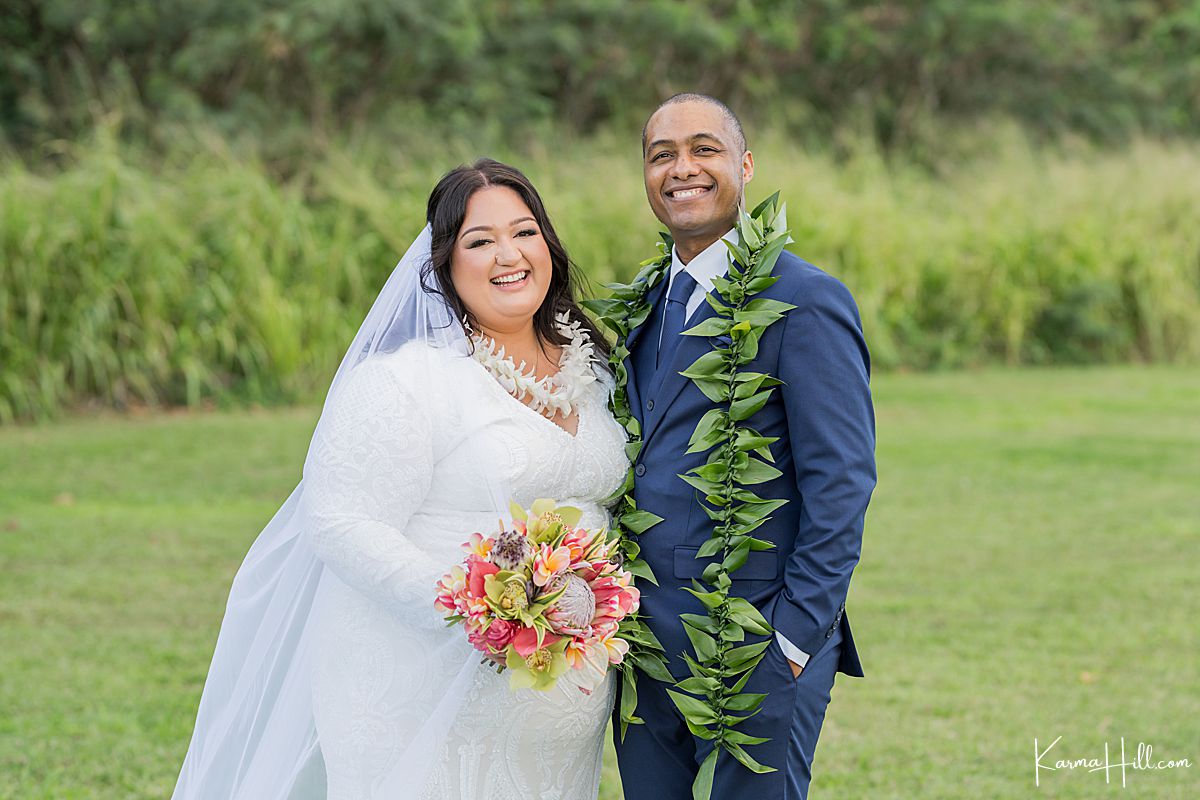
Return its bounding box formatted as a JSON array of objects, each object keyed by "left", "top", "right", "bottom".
[
  {"left": 424, "top": 159, "right": 609, "bottom": 378},
  {"left": 169, "top": 157, "right": 631, "bottom": 800},
  {"left": 452, "top": 190, "right": 553, "bottom": 333}
]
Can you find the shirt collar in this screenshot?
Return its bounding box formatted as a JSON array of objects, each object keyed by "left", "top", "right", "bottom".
[{"left": 670, "top": 228, "right": 738, "bottom": 295}]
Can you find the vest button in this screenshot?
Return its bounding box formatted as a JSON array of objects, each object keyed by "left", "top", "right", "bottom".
[
  {"left": 647, "top": 399, "right": 655, "bottom": 411},
  {"left": 634, "top": 464, "right": 646, "bottom": 477}
]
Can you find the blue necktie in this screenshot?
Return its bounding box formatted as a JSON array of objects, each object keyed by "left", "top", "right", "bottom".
[{"left": 657, "top": 270, "right": 698, "bottom": 369}]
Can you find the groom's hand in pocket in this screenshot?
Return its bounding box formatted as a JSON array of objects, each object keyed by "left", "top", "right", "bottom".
[{"left": 787, "top": 659, "right": 803, "bottom": 679}]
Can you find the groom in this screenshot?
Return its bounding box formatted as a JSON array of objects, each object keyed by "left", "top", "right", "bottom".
[{"left": 613, "top": 94, "right": 877, "bottom": 799}]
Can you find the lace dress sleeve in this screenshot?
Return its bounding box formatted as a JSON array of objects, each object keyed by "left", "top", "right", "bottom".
[{"left": 301, "top": 358, "right": 443, "bottom": 614}]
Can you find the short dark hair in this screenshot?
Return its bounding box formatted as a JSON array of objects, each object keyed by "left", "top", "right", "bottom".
[
  {"left": 422, "top": 158, "right": 609, "bottom": 360},
  {"left": 642, "top": 93, "right": 747, "bottom": 154}
]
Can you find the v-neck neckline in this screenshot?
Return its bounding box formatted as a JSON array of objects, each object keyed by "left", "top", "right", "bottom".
[{"left": 472, "top": 358, "right": 586, "bottom": 441}]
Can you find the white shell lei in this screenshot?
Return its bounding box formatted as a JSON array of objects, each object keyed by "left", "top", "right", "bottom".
[{"left": 470, "top": 312, "right": 598, "bottom": 419}]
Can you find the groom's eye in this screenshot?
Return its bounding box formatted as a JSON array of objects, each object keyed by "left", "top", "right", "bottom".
[{"left": 650, "top": 151, "right": 671, "bottom": 162}]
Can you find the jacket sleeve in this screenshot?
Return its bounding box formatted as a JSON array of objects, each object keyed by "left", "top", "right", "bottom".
[{"left": 770, "top": 271, "right": 877, "bottom": 660}]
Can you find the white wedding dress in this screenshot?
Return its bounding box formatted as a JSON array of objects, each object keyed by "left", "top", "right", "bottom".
[{"left": 300, "top": 339, "right": 627, "bottom": 799}]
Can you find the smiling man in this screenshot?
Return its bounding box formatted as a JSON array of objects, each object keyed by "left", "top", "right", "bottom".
[{"left": 614, "top": 94, "right": 877, "bottom": 799}]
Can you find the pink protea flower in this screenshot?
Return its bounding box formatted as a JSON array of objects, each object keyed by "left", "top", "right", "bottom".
[{"left": 544, "top": 573, "right": 596, "bottom": 636}]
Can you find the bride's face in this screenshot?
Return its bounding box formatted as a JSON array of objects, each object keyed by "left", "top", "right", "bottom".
[{"left": 451, "top": 186, "right": 553, "bottom": 337}]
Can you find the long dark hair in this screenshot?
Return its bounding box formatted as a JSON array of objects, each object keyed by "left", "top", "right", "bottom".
[{"left": 422, "top": 158, "right": 610, "bottom": 361}]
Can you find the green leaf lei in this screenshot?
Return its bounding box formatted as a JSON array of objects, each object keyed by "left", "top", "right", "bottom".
[{"left": 584, "top": 193, "right": 796, "bottom": 800}]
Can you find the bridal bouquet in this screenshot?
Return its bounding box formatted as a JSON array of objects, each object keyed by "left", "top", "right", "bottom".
[{"left": 434, "top": 499, "right": 639, "bottom": 693}]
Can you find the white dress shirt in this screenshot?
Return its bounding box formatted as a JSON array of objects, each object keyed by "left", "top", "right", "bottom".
[{"left": 661, "top": 229, "right": 812, "bottom": 671}]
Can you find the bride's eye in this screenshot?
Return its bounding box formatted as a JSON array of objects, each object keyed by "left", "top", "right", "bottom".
[
  {"left": 466, "top": 238, "right": 492, "bottom": 249},
  {"left": 516, "top": 228, "right": 539, "bottom": 238}
]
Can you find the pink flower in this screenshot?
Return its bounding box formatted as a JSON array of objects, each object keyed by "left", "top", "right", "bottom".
[
  {"left": 532, "top": 544, "right": 572, "bottom": 587},
  {"left": 468, "top": 618, "right": 518, "bottom": 654},
  {"left": 466, "top": 554, "right": 500, "bottom": 597},
  {"left": 434, "top": 565, "right": 466, "bottom": 614},
  {"left": 511, "top": 626, "right": 561, "bottom": 658},
  {"left": 601, "top": 633, "right": 630, "bottom": 665},
  {"left": 462, "top": 532, "right": 494, "bottom": 558}
]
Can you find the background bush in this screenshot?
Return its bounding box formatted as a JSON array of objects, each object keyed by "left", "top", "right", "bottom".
[
  {"left": 2, "top": 124, "right": 1198, "bottom": 422},
  {"left": 3, "top": 1, "right": 1200, "bottom": 421}
]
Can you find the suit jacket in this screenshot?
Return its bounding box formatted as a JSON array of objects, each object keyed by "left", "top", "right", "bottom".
[{"left": 627, "top": 249, "right": 875, "bottom": 679}]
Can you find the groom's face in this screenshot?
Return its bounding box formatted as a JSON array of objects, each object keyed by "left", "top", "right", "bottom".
[{"left": 643, "top": 101, "right": 753, "bottom": 256}]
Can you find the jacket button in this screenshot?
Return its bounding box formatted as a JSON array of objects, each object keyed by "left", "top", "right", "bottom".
[
  {"left": 825, "top": 629, "right": 834, "bottom": 639},
  {"left": 647, "top": 399, "right": 655, "bottom": 411},
  {"left": 634, "top": 464, "right": 646, "bottom": 477}
]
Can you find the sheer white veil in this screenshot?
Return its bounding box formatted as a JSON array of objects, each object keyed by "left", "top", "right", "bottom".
[{"left": 171, "top": 225, "right": 500, "bottom": 799}]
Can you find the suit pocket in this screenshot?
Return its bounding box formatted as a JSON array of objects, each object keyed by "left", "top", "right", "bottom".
[{"left": 672, "top": 545, "right": 779, "bottom": 581}]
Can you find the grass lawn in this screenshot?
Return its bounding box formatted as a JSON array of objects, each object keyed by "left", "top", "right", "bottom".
[{"left": 1, "top": 366, "right": 1196, "bottom": 799}]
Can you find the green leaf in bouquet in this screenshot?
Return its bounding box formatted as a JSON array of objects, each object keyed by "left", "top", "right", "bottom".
[
  {"left": 624, "top": 557, "right": 658, "bottom": 585},
  {"left": 631, "top": 653, "right": 675, "bottom": 683},
  {"left": 618, "top": 667, "right": 642, "bottom": 740}
]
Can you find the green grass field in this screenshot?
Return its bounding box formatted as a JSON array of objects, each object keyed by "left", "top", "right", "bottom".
[{"left": 1, "top": 367, "right": 1197, "bottom": 799}]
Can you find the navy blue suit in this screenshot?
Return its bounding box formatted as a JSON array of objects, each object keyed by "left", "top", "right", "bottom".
[{"left": 614, "top": 250, "right": 876, "bottom": 799}]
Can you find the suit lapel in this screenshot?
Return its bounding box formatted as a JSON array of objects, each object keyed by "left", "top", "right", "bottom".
[{"left": 642, "top": 297, "right": 720, "bottom": 445}]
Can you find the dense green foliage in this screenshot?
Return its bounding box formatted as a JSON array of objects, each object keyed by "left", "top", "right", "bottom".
[
  {"left": 3, "top": 0, "right": 1199, "bottom": 150},
  {"left": 2, "top": 126, "right": 1198, "bottom": 421},
  {"left": 2, "top": 367, "right": 1197, "bottom": 798}
]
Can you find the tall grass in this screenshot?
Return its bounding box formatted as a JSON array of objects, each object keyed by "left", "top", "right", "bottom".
[{"left": 2, "top": 125, "right": 1198, "bottom": 421}]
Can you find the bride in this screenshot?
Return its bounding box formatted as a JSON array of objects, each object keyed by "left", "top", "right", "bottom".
[{"left": 172, "top": 159, "right": 629, "bottom": 800}]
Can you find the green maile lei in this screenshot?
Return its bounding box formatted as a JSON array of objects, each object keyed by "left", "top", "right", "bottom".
[{"left": 584, "top": 193, "right": 796, "bottom": 800}]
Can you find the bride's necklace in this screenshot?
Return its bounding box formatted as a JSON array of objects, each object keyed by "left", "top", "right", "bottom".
[{"left": 469, "top": 311, "right": 597, "bottom": 419}]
